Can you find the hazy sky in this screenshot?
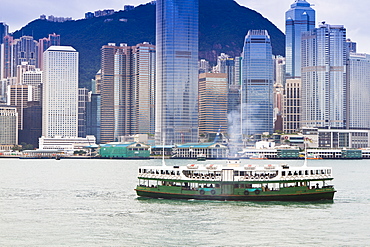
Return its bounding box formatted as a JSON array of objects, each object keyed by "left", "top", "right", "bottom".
[{"left": 1, "top": 0, "right": 369, "bottom": 53}]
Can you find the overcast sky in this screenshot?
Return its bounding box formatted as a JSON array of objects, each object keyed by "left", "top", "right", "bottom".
[{"left": 1, "top": 0, "right": 369, "bottom": 53}]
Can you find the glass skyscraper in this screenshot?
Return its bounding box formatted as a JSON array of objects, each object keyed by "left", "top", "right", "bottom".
[
  {"left": 301, "top": 24, "right": 347, "bottom": 129},
  {"left": 348, "top": 53, "right": 370, "bottom": 129},
  {"left": 155, "top": 0, "right": 199, "bottom": 145},
  {"left": 241, "top": 30, "right": 274, "bottom": 136},
  {"left": 285, "top": 0, "right": 315, "bottom": 78}
]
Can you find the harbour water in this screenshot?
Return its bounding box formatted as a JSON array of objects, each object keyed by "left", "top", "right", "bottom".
[{"left": 0, "top": 158, "right": 369, "bottom": 246}]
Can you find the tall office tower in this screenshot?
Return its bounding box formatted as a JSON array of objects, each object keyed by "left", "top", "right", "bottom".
[
  {"left": 42, "top": 46, "right": 78, "bottom": 138},
  {"left": 12, "top": 36, "right": 38, "bottom": 76},
  {"left": 100, "top": 43, "right": 133, "bottom": 143},
  {"left": 348, "top": 53, "right": 370, "bottom": 129},
  {"left": 0, "top": 106, "right": 18, "bottom": 145},
  {"left": 301, "top": 24, "right": 347, "bottom": 129},
  {"left": 285, "top": 0, "right": 315, "bottom": 78},
  {"left": 241, "top": 30, "right": 274, "bottom": 136},
  {"left": 38, "top": 33, "right": 60, "bottom": 69},
  {"left": 155, "top": 0, "right": 199, "bottom": 145},
  {"left": 19, "top": 101, "right": 42, "bottom": 148},
  {"left": 283, "top": 78, "right": 301, "bottom": 133},
  {"left": 0, "top": 22, "right": 8, "bottom": 44},
  {"left": 133, "top": 42, "right": 156, "bottom": 135},
  {"left": 78, "top": 88, "right": 89, "bottom": 138},
  {"left": 86, "top": 92, "right": 101, "bottom": 143},
  {"left": 2, "top": 35, "right": 14, "bottom": 79},
  {"left": 198, "top": 73, "right": 228, "bottom": 134},
  {"left": 92, "top": 70, "right": 102, "bottom": 94},
  {"left": 7, "top": 84, "right": 31, "bottom": 130},
  {"left": 21, "top": 68, "right": 43, "bottom": 102}
]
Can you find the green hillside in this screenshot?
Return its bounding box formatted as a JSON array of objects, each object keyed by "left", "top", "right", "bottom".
[{"left": 13, "top": 0, "right": 285, "bottom": 89}]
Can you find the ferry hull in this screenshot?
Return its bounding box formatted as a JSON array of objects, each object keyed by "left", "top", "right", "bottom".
[{"left": 135, "top": 188, "right": 335, "bottom": 201}]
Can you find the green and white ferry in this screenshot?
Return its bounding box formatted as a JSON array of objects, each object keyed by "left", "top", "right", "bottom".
[{"left": 135, "top": 160, "right": 336, "bottom": 201}]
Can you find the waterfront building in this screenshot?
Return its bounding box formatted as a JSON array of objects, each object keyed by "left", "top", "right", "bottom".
[
  {"left": 78, "top": 88, "right": 89, "bottom": 138},
  {"left": 301, "top": 23, "right": 347, "bottom": 129},
  {"left": 86, "top": 92, "right": 101, "bottom": 143},
  {"left": 155, "top": 0, "right": 199, "bottom": 145},
  {"left": 42, "top": 46, "right": 78, "bottom": 138},
  {"left": 283, "top": 78, "right": 301, "bottom": 133},
  {"left": 6, "top": 84, "right": 32, "bottom": 130},
  {"left": 19, "top": 101, "right": 42, "bottom": 148},
  {"left": 285, "top": 0, "right": 315, "bottom": 78},
  {"left": 198, "top": 73, "right": 228, "bottom": 134},
  {"left": 100, "top": 43, "right": 131, "bottom": 143},
  {"left": 348, "top": 53, "right": 370, "bottom": 129},
  {"left": 38, "top": 135, "right": 96, "bottom": 150},
  {"left": 241, "top": 30, "right": 274, "bottom": 136},
  {"left": 0, "top": 106, "right": 18, "bottom": 145},
  {"left": 133, "top": 42, "right": 156, "bottom": 135},
  {"left": 100, "top": 42, "right": 156, "bottom": 143}
]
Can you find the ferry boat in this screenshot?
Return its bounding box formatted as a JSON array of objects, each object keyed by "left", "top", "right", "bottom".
[{"left": 135, "top": 160, "right": 336, "bottom": 201}]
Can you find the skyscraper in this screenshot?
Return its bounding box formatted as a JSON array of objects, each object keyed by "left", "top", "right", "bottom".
[
  {"left": 100, "top": 42, "right": 156, "bottom": 143},
  {"left": 198, "top": 73, "right": 228, "bottom": 134},
  {"left": 100, "top": 43, "right": 133, "bottom": 143},
  {"left": 285, "top": 0, "right": 315, "bottom": 78},
  {"left": 155, "top": 0, "right": 199, "bottom": 145},
  {"left": 0, "top": 22, "right": 8, "bottom": 45},
  {"left": 348, "top": 53, "right": 370, "bottom": 129},
  {"left": 42, "top": 46, "right": 78, "bottom": 138},
  {"left": 301, "top": 24, "right": 347, "bottom": 129},
  {"left": 241, "top": 30, "right": 274, "bottom": 136}
]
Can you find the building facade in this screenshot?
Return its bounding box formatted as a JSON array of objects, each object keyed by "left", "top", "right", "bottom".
[
  {"left": 198, "top": 73, "right": 228, "bottom": 134},
  {"left": 283, "top": 78, "right": 301, "bottom": 133},
  {"left": 155, "top": 0, "right": 199, "bottom": 145},
  {"left": 285, "top": 0, "right": 315, "bottom": 78},
  {"left": 348, "top": 53, "right": 370, "bottom": 129},
  {"left": 301, "top": 24, "right": 347, "bottom": 129},
  {"left": 0, "top": 106, "right": 18, "bottom": 145},
  {"left": 42, "top": 46, "right": 79, "bottom": 138},
  {"left": 241, "top": 30, "right": 274, "bottom": 136}
]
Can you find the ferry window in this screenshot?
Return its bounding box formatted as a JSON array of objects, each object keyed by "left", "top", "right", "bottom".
[
  {"left": 327, "top": 169, "right": 331, "bottom": 174},
  {"left": 288, "top": 171, "right": 292, "bottom": 176},
  {"left": 156, "top": 170, "right": 159, "bottom": 174},
  {"left": 234, "top": 171, "right": 239, "bottom": 176},
  {"left": 240, "top": 171, "right": 245, "bottom": 176},
  {"left": 215, "top": 184, "right": 220, "bottom": 188},
  {"left": 316, "top": 170, "right": 319, "bottom": 175},
  {"left": 311, "top": 170, "right": 314, "bottom": 175},
  {"left": 234, "top": 184, "right": 239, "bottom": 188},
  {"left": 166, "top": 170, "right": 170, "bottom": 175},
  {"left": 161, "top": 170, "right": 164, "bottom": 174},
  {"left": 177, "top": 171, "right": 180, "bottom": 175},
  {"left": 321, "top": 170, "right": 325, "bottom": 174},
  {"left": 240, "top": 184, "right": 245, "bottom": 188},
  {"left": 305, "top": 170, "right": 309, "bottom": 175},
  {"left": 282, "top": 171, "right": 286, "bottom": 176},
  {"left": 139, "top": 169, "right": 141, "bottom": 173},
  {"left": 143, "top": 169, "right": 146, "bottom": 173},
  {"left": 299, "top": 171, "right": 302, "bottom": 175}
]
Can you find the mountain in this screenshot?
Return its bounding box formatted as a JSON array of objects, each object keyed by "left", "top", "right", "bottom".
[{"left": 13, "top": 0, "right": 285, "bottom": 89}]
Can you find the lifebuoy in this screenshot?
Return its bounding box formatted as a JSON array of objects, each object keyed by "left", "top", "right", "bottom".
[
  {"left": 265, "top": 176, "right": 269, "bottom": 179},
  {"left": 244, "top": 190, "right": 249, "bottom": 195},
  {"left": 211, "top": 190, "right": 216, "bottom": 195},
  {"left": 250, "top": 176, "right": 254, "bottom": 180},
  {"left": 200, "top": 189, "right": 205, "bottom": 195},
  {"left": 255, "top": 190, "right": 261, "bottom": 195}
]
